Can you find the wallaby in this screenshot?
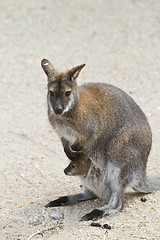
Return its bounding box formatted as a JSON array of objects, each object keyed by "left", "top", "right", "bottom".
[
  {"left": 41, "top": 59, "right": 160, "bottom": 221},
  {"left": 64, "top": 154, "right": 91, "bottom": 177}
]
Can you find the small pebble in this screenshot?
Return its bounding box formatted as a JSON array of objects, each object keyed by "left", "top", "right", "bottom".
[
  {"left": 50, "top": 213, "right": 60, "bottom": 221},
  {"left": 90, "top": 222, "right": 102, "bottom": 227},
  {"left": 103, "top": 224, "right": 112, "bottom": 229},
  {"left": 140, "top": 197, "right": 147, "bottom": 202}
]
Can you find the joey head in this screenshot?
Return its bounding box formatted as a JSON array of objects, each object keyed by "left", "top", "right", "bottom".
[{"left": 64, "top": 154, "right": 91, "bottom": 177}]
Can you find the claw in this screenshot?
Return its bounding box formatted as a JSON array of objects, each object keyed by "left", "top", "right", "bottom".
[{"left": 80, "top": 209, "right": 103, "bottom": 222}]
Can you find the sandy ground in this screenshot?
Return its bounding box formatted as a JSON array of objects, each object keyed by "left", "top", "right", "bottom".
[{"left": 0, "top": 0, "right": 160, "bottom": 239}]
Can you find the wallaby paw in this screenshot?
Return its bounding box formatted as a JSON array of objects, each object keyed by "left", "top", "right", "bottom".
[
  {"left": 71, "top": 143, "right": 83, "bottom": 152},
  {"left": 80, "top": 209, "right": 103, "bottom": 221},
  {"left": 45, "top": 196, "right": 68, "bottom": 208}
]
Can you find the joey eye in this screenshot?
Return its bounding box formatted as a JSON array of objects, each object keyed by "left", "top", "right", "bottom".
[
  {"left": 65, "top": 91, "right": 71, "bottom": 97},
  {"left": 71, "top": 164, "right": 75, "bottom": 169},
  {"left": 49, "top": 91, "right": 54, "bottom": 97}
]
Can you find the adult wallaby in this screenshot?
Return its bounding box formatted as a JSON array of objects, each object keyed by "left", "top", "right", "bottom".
[{"left": 41, "top": 59, "right": 160, "bottom": 221}]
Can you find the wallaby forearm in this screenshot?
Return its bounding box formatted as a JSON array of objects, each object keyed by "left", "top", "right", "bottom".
[{"left": 61, "top": 137, "right": 81, "bottom": 160}]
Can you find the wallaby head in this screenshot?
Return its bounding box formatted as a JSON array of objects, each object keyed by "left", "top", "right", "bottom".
[
  {"left": 41, "top": 59, "right": 85, "bottom": 115},
  {"left": 64, "top": 155, "right": 91, "bottom": 177}
]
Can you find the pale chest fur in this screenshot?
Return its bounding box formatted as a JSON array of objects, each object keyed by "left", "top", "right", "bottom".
[
  {"left": 49, "top": 113, "right": 78, "bottom": 145},
  {"left": 56, "top": 122, "right": 78, "bottom": 145}
]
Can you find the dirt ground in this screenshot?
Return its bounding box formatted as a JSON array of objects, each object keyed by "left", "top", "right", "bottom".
[{"left": 0, "top": 0, "right": 160, "bottom": 239}]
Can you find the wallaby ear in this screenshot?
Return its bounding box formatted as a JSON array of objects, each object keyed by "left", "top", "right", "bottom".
[
  {"left": 69, "top": 64, "right": 85, "bottom": 80},
  {"left": 41, "top": 59, "right": 55, "bottom": 76}
]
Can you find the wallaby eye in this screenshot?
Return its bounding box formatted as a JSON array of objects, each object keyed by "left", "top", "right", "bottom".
[
  {"left": 65, "top": 91, "right": 71, "bottom": 97},
  {"left": 71, "top": 164, "right": 75, "bottom": 169},
  {"left": 50, "top": 91, "right": 54, "bottom": 97}
]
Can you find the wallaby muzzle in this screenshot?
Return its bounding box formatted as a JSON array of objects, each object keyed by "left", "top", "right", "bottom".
[
  {"left": 53, "top": 98, "right": 64, "bottom": 115},
  {"left": 54, "top": 106, "right": 63, "bottom": 115},
  {"left": 64, "top": 167, "right": 71, "bottom": 175}
]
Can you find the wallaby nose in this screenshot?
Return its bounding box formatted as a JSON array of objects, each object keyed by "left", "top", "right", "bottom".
[
  {"left": 64, "top": 167, "right": 71, "bottom": 175},
  {"left": 54, "top": 106, "right": 63, "bottom": 115},
  {"left": 64, "top": 168, "right": 68, "bottom": 175}
]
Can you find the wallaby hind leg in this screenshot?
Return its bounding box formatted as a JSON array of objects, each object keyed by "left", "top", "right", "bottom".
[
  {"left": 80, "top": 160, "right": 128, "bottom": 221},
  {"left": 45, "top": 186, "right": 96, "bottom": 208},
  {"left": 80, "top": 190, "right": 123, "bottom": 221}
]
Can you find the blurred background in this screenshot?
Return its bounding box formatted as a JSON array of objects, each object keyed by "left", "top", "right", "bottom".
[{"left": 0, "top": 1, "right": 160, "bottom": 239}]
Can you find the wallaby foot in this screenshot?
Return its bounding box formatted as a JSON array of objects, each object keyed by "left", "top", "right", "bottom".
[
  {"left": 45, "top": 188, "right": 96, "bottom": 208},
  {"left": 45, "top": 196, "right": 69, "bottom": 208},
  {"left": 80, "top": 191, "right": 123, "bottom": 221},
  {"left": 80, "top": 209, "right": 104, "bottom": 221}
]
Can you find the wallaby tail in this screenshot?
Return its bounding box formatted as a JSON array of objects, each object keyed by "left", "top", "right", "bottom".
[{"left": 133, "top": 176, "right": 160, "bottom": 193}]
